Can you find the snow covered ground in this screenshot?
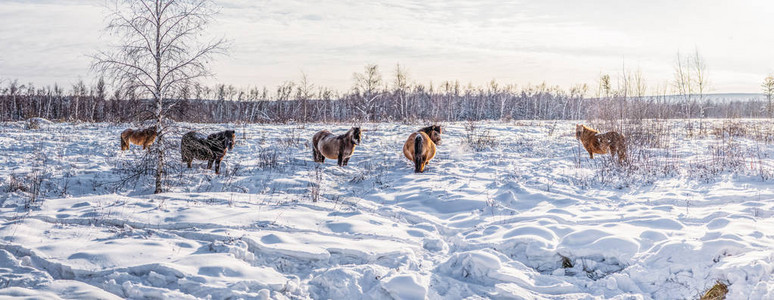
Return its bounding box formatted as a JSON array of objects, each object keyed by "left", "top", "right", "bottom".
[{"left": 2, "top": 120, "right": 774, "bottom": 299}]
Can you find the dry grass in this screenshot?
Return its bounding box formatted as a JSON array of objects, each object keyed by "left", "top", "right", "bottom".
[
  {"left": 25, "top": 118, "right": 41, "bottom": 130},
  {"left": 463, "top": 120, "right": 499, "bottom": 151},
  {"left": 560, "top": 255, "right": 573, "bottom": 269},
  {"left": 700, "top": 281, "right": 728, "bottom": 300},
  {"left": 308, "top": 166, "right": 322, "bottom": 202},
  {"left": 256, "top": 148, "right": 280, "bottom": 169}
]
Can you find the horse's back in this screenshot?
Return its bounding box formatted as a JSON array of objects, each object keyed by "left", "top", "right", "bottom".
[
  {"left": 312, "top": 130, "right": 333, "bottom": 151},
  {"left": 312, "top": 130, "right": 332, "bottom": 145},
  {"left": 181, "top": 131, "right": 213, "bottom": 160},
  {"left": 184, "top": 131, "right": 208, "bottom": 140},
  {"left": 403, "top": 131, "right": 435, "bottom": 160}
]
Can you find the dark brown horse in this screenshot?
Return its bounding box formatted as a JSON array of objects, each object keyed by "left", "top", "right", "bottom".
[
  {"left": 120, "top": 126, "right": 157, "bottom": 151},
  {"left": 312, "top": 127, "right": 362, "bottom": 166},
  {"left": 403, "top": 125, "right": 442, "bottom": 173},
  {"left": 181, "top": 130, "right": 236, "bottom": 174}
]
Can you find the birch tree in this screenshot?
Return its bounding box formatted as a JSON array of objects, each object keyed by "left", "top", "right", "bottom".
[
  {"left": 763, "top": 75, "right": 774, "bottom": 117},
  {"left": 93, "top": 0, "right": 226, "bottom": 193}
]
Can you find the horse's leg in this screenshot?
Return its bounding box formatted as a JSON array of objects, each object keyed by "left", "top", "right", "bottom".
[
  {"left": 609, "top": 145, "right": 617, "bottom": 161},
  {"left": 588, "top": 149, "right": 594, "bottom": 159},
  {"left": 343, "top": 157, "right": 350, "bottom": 166},
  {"left": 187, "top": 160, "right": 192, "bottom": 168},
  {"left": 618, "top": 145, "right": 626, "bottom": 164},
  {"left": 207, "top": 159, "right": 213, "bottom": 170},
  {"left": 619, "top": 141, "right": 627, "bottom": 163},
  {"left": 214, "top": 158, "right": 221, "bottom": 174},
  {"left": 337, "top": 141, "right": 344, "bottom": 167},
  {"left": 312, "top": 146, "right": 323, "bottom": 163}
]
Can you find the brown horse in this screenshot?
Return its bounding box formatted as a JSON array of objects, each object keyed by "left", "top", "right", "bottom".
[
  {"left": 312, "top": 127, "right": 362, "bottom": 166},
  {"left": 120, "top": 126, "right": 157, "bottom": 151},
  {"left": 181, "top": 130, "right": 236, "bottom": 174},
  {"left": 403, "top": 125, "right": 442, "bottom": 173},
  {"left": 575, "top": 124, "right": 627, "bottom": 163}
]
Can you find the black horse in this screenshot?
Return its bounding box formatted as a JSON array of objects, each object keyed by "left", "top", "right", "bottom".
[{"left": 181, "top": 130, "right": 235, "bottom": 174}]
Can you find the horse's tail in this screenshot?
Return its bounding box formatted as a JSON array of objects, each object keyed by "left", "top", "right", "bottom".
[
  {"left": 181, "top": 133, "right": 192, "bottom": 162},
  {"left": 120, "top": 131, "right": 128, "bottom": 150},
  {"left": 414, "top": 134, "right": 424, "bottom": 173}
]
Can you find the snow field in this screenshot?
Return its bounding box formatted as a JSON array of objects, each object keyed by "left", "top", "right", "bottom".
[{"left": 1, "top": 120, "right": 774, "bottom": 299}]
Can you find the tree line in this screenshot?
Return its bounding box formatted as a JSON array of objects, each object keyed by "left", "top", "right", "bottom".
[{"left": 0, "top": 68, "right": 770, "bottom": 124}]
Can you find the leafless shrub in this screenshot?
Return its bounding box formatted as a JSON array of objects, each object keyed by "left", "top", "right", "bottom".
[
  {"left": 25, "top": 118, "right": 41, "bottom": 130},
  {"left": 5, "top": 173, "right": 27, "bottom": 193},
  {"left": 308, "top": 166, "right": 323, "bottom": 202},
  {"left": 625, "top": 119, "right": 672, "bottom": 149},
  {"left": 463, "top": 121, "right": 499, "bottom": 151},
  {"left": 711, "top": 120, "right": 747, "bottom": 139},
  {"left": 278, "top": 128, "right": 303, "bottom": 148},
  {"left": 256, "top": 147, "right": 280, "bottom": 169},
  {"left": 5, "top": 171, "right": 46, "bottom": 209}
]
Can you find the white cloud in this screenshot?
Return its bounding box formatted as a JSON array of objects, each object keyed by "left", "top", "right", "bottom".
[{"left": 0, "top": 0, "right": 772, "bottom": 93}]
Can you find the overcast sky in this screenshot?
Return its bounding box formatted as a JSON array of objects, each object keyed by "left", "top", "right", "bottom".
[{"left": 1, "top": 0, "right": 772, "bottom": 93}]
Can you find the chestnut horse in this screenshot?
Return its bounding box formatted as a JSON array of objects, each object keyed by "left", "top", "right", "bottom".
[
  {"left": 403, "top": 125, "right": 442, "bottom": 173},
  {"left": 181, "top": 130, "right": 236, "bottom": 174},
  {"left": 575, "top": 124, "right": 627, "bottom": 163},
  {"left": 120, "top": 126, "right": 157, "bottom": 151},
  {"left": 312, "top": 127, "right": 362, "bottom": 166}
]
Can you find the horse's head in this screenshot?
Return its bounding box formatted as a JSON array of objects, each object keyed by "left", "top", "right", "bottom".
[
  {"left": 348, "top": 127, "right": 362, "bottom": 145},
  {"left": 575, "top": 124, "right": 584, "bottom": 140},
  {"left": 420, "top": 125, "right": 442, "bottom": 145},
  {"left": 225, "top": 130, "right": 236, "bottom": 151}
]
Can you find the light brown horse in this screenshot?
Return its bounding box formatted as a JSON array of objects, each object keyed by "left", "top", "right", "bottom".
[
  {"left": 312, "top": 127, "right": 362, "bottom": 166},
  {"left": 403, "top": 125, "right": 442, "bottom": 173},
  {"left": 120, "top": 126, "right": 157, "bottom": 151},
  {"left": 575, "top": 124, "right": 627, "bottom": 163}
]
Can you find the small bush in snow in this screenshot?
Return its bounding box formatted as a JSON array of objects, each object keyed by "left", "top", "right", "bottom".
[
  {"left": 25, "top": 119, "right": 40, "bottom": 130},
  {"left": 5, "top": 173, "right": 28, "bottom": 193},
  {"left": 700, "top": 281, "right": 728, "bottom": 300},
  {"left": 257, "top": 148, "right": 280, "bottom": 169},
  {"left": 5, "top": 171, "right": 46, "bottom": 208},
  {"left": 463, "top": 121, "right": 498, "bottom": 151}
]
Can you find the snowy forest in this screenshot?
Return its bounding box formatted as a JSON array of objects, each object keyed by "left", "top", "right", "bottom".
[{"left": 1, "top": 64, "right": 772, "bottom": 124}]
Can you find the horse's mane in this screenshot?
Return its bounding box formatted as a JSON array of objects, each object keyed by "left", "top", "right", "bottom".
[
  {"left": 580, "top": 124, "right": 598, "bottom": 135},
  {"left": 348, "top": 127, "right": 362, "bottom": 143},
  {"left": 418, "top": 125, "right": 442, "bottom": 135}
]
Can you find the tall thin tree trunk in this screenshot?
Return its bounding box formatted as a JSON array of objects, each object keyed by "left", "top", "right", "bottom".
[{"left": 154, "top": 1, "right": 164, "bottom": 194}]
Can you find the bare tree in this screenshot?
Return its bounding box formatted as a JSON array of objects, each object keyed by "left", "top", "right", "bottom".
[
  {"left": 393, "top": 64, "right": 409, "bottom": 120},
  {"left": 353, "top": 64, "right": 383, "bottom": 121},
  {"left": 763, "top": 75, "right": 774, "bottom": 117},
  {"left": 93, "top": 0, "right": 226, "bottom": 193},
  {"left": 296, "top": 72, "right": 314, "bottom": 122},
  {"left": 673, "top": 51, "right": 693, "bottom": 118},
  {"left": 94, "top": 76, "right": 106, "bottom": 121},
  {"left": 693, "top": 49, "right": 708, "bottom": 111},
  {"left": 692, "top": 49, "right": 709, "bottom": 133}
]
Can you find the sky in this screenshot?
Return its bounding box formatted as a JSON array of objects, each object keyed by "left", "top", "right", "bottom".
[{"left": 0, "top": 0, "right": 773, "bottom": 94}]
